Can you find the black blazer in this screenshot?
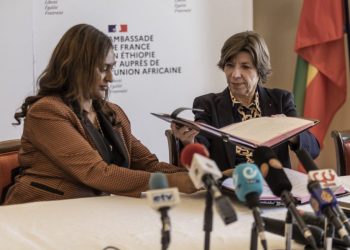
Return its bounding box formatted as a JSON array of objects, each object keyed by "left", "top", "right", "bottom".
[{"left": 193, "top": 86, "right": 320, "bottom": 170}]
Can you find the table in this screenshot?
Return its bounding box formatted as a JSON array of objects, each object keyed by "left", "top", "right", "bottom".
[{"left": 0, "top": 190, "right": 309, "bottom": 250}]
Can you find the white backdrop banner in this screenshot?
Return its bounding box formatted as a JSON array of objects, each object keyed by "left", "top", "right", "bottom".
[{"left": 30, "top": 0, "right": 252, "bottom": 161}]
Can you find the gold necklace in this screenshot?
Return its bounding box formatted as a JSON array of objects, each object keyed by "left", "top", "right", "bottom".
[
  {"left": 94, "top": 115, "right": 105, "bottom": 137},
  {"left": 95, "top": 115, "right": 113, "bottom": 151}
]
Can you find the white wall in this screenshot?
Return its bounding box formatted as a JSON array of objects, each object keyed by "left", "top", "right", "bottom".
[
  {"left": 0, "top": 0, "right": 253, "bottom": 162},
  {"left": 0, "top": 0, "right": 34, "bottom": 140}
]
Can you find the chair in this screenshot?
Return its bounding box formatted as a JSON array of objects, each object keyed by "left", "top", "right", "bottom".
[
  {"left": 165, "top": 129, "right": 181, "bottom": 166},
  {"left": 331, "top": 130, "right": 350, "bottom": 176},
  {"left": 0, "top": 139, "right": 21, "bottom": 204}
]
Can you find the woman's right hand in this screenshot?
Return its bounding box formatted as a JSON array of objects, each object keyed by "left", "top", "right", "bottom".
[
  {"left": 171, "top": 122, "right": 198, "bottom": 145},
  {"left": 167, "top": 171, "right": 198, "bottom": 194}
]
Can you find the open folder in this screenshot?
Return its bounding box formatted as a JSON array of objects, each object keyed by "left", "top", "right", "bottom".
[
  {"left": 151, "top": 107, "right": 319, "bottom": 150},
  {"left": 221, "top": 168, "right": 349, "bottom": 206}
]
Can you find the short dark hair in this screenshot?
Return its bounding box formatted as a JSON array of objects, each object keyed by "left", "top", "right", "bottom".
[{"left": 217, "top": 31, "right": 272, "bottom": 84}]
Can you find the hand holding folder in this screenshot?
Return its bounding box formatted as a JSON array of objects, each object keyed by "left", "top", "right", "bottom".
[{"left": 152, "top": 107, "right": 319, "bottom": 150}]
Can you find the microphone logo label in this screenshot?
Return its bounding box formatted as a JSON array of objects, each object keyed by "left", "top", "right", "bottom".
[
  {"left": 243, "top": 165, "right": 258, "bottom": 179},
  {"left": 146, "top": 188, "right": 180, "bottom": 209},
  {"left": 205, "top": 162, "right": 216, "bottom": 170},
  {"left": 321, "top": 190, "right": 332, "bottom": 203},
  {"left": 233, "top": 163, "right": 263, "bottom": 201},
  {"left": 308, "top": 169, "right": 340, "bottom": 190},
  {"left": 153, "top": 193, "right": 174, "bottom": 203},
  {"left": 309, "top": 187, "right": 337, "bottom": 216},
  {"left": 243, "top": 165, "right": 260, "bottom": 184},
  {"left": 320, "top": 189, "right": 335, "bottom": 203}
]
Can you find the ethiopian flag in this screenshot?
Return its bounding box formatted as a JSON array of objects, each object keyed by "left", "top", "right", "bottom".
[{"left": 293, "top": 0, "right": 347, "bottom": 147}]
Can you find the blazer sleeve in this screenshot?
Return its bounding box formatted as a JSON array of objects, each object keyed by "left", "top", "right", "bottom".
[{"left": 281, "top": 91, "right": 320, "bottom": 159}]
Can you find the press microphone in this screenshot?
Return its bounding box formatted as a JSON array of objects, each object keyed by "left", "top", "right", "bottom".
[
  {"left": 180, "top": 143, "right": 237, "bottom": 225},
  {"left": 298, "top": 210, "right": 326, "bottom": 229},
  {"left": 180, "top": 143, "right": 221, "bottom": 189},
  {"left": 307, "top": 180, "right": 350, "bottom": 245},
  {"left": 296, "top": 149, "right": 350, "bottom": 235},
  {"left": 296, "top": 149, "right": 342, "bottom": 190},
  {"left": 233, "top": 163, "right": 267, "bottom": 250},
  {"left": 253, "top": 146, "right": 318, "bottom": 250},
  {"left": 262, "top": 216, "right": 324, "bottom": 247},
  {"left": 295, "top": 148, "right": 318, "bottom": 172},
  {"left": 146, "top": 172, "right": 180, "bottom": 250},
  {"left": 264, "top": 216, "right": 350, "bottom": 249}
]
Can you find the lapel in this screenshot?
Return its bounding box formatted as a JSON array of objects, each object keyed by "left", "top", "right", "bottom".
[
  {"left": 217, "top": 88, "right": 235, "bottom": 127},
  {"left": 257, "top": 85, "right": 275, "bottom": 116},
  {"left": 97, "top": 111, "right": 130, "bottom": 168},
  {"left": 216, "top": 88, "right": 236, "bottom": 168},
  {"left": 82, "top": 117, "right": 112, "bottom": 164}
]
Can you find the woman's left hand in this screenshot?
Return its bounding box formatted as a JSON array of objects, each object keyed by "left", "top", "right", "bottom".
[
  {"left": 271, "top": 114, "right": 299, "bottom": 145},
  {"left": 171, "top": 122, "right": 199, "bottom": 145}
]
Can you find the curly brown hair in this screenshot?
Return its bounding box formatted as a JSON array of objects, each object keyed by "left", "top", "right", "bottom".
[{"left": 14, "top": 24, "right": 117, "bottom": 125}]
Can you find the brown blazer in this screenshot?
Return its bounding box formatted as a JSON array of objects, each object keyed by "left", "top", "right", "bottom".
[{"left": 5, "top": 96, "right": 186, "bottom": 204}]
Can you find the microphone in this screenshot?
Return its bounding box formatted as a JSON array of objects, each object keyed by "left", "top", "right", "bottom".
[
  {"left": 262, "top": 216, "right": 324, "bottom": 247},
  {"left": 180, "top": 143, "right": 222, "bottom": 189},
  {"left": 307, "top": 180, "right": 350, "bottom": 245},
  {"left": 233, "top": 163, "right": 267, "bottom": 250},
  {"left": 296, "top": 149, "right": 342, "bottom": 190},
  {"left": 180, "top": 143, "right": 237, "bottom": 225},
  {"left": 264, "top": 217, "right": 350, "bottom": 249},
  {"left": 296, "top": 149, "right": 350, "bottom": 235},
  {"left": 146, "top": 172, "right": 180, "bottom": 250},
  {"left": 295, "top": 148, "right": 318, "bottom": 172},
  {"left": 300, "top": 209, "right": 350, "bottom": 236},
  {"left": 298, "top": 210, "right": 326, "bottom": 229},
  {"left": 253, "top": 146, "right": 318, "bottom": 250}
]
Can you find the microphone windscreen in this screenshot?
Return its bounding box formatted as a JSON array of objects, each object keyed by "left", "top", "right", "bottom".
[
  {"left": 265, "top": 168, "right": 292, "bottom": 196},
  {"left": 295, "top": 149, "right": 318, "bottom": 172},
  {"left": 252, "top": 146, "right": 276, "bottom": 167},
  {"left": 233, "top": 163, "right": 263, "bottom": 204},
  {"left": 252, "top": 146, "right": 292, "bottom": 196},
  {"left": 149, "top": 172, "right": 169, "bottom": 190},
  {"left": 180, "top": 143, "right": 209, "bottom": 167}
]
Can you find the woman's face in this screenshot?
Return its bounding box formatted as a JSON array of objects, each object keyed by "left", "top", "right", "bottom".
[
  {"left": 94, "top": 48, "right": 116, "bottom": 99},
  {"left": 223, "top": 51, "right": 259, "bottom": 101}
]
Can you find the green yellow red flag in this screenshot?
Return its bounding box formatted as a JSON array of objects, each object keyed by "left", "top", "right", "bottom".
[{"left": 293, "top": 0, "right": 347, "bottom": 147}]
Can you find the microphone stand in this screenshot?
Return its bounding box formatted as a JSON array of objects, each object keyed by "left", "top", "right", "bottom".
[
  {"left": 335, "top": 206, "right": 350, "bottom": 234},
  {"left": 285, "top": 210, "right": 293, "bottom": 250},
  {"left": 250, "top": 222, "right": 258, "bottom": 250},
  {"left": 203, "top": 190, "right": 213, "bottom": 250},
  {"left": 160, "top": 209, "right": 171, "bottom": 250},
  {"left": 324, "top": 217, "right": 334, "bottom": 250}
]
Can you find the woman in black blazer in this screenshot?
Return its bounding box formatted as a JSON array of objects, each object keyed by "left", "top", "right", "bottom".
[{"left": 172, "top": 31, "right": 320, "bottom": 170}]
